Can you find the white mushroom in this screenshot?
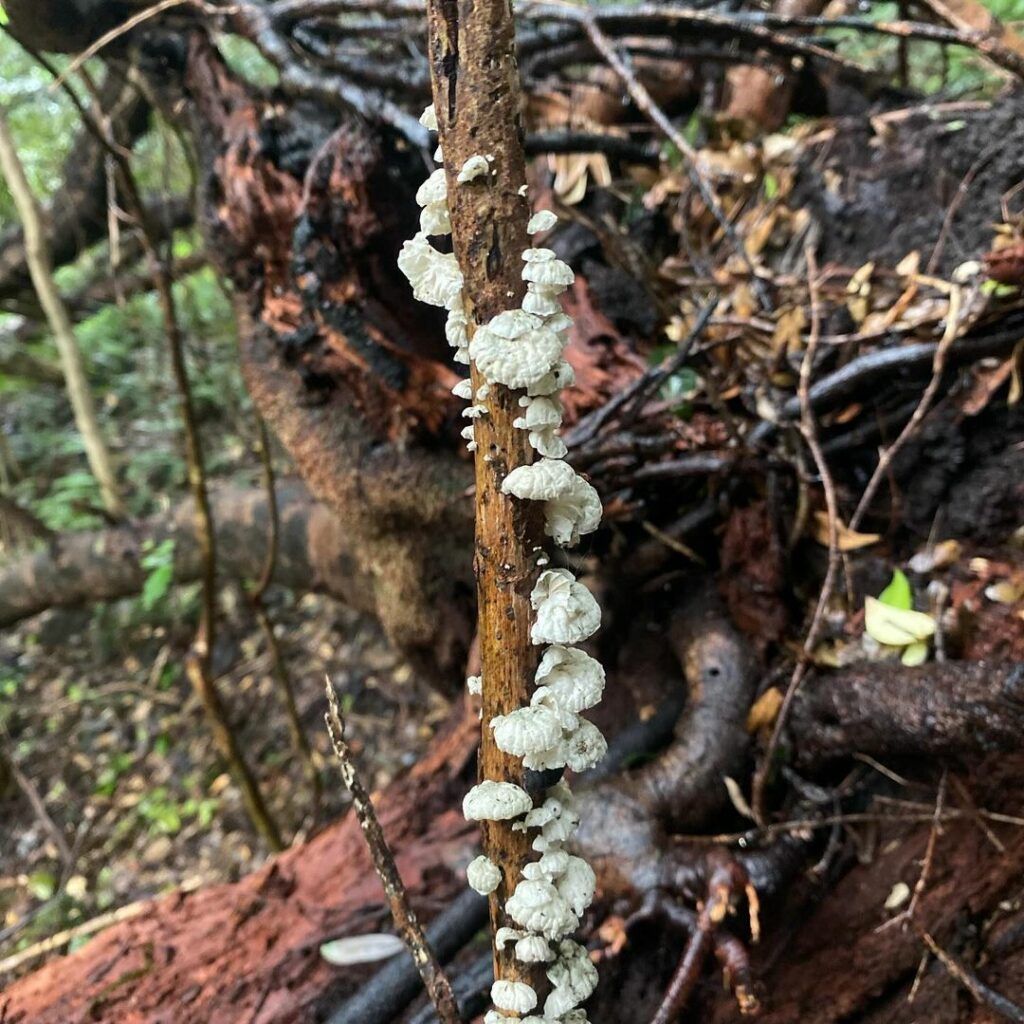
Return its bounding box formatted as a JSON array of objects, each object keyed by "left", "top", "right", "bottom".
[
  {"left": 522, "top": 285, "right": 564, "bottom": 317},
  {"left": 462, "top": 780, "right": 533, "bottom": 822},
  {"left": 466, "top": 674, "right": 482, "bottom": 695},
  {"left": 506, "top": 877, "right": 579, "bottom": 940},
  {"left": 527, "top": 358, "right": 576, "bottom": 396},
  {"left": 419, "top": 202, "right": 451, "bottom": 237},
  {"left": 470, "top": 311, "right": 565, "bottom": 390},
  {"left": 495, "top": 927, "right": 525, "bottom": 949},
  {"left": 457, "top": 155, "right": 491, "bottom": 183},
  {"left": 537, "top": 848, "right": 570, "bottom": 878},
  {"left": 523, "top": 257, "right": 574, "bottom": 290},
  {"left": 561, "top": 718, "right": 607, "bottom": 774},
  {"left": 555, "top": 858, "right": 596, "bottom": 917},
  {"left": 445, "top": 309, "right": 469, "bottom": 350},
  {"left": 530, "top": 569, "right": 601, "bottom": 646},
  {"left": 513, "top": 396, "right": 566, "bottom": 459},
  {"left": 466, "top": 855, "right": 503, "bottom": 895},
  {"left": 522, "top": 247, "right": 558, "bottom": 263},
  {"left": 515, "top": 934, "right": 555, "bottom": 963},
  {"left": 545, "top": 474, "right": 602, "bottom": 548},
  {"left": 490, "top": 705, "right": 563, "bottom": 758},
  {"left": 503, "top": 461, "right": 602, "bottom": 548},
  {"left": 532, "top": 646, "right": 606, "bottom": 715},
  {"left": 415, "top": 168, "right": 448, "bottom": 207},
  {"left": 452, "top": 378, "right": 473, "bottom": 400},
  {"left": 491, "top": 980, "right": 538, "bottom": 1014},
  {"left": 483, "top": 1013, "right": 517, "bottom": 1024},
  {"left": 528, "top": 210, "right": 559, "bottom": 234},
  {"left": 544, "top": 940, "right": 599, "bottom": 1017},
  {"left": 397, "top": 233, "right": 464, "bottom": 310},
  {"left": 419, "top": 104, "right": 438, "bottom": 131}
]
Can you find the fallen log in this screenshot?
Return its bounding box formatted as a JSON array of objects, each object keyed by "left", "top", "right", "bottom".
[
  {"left": 3, "top": 656, "right": 1024, "bottom": 1023},
  {"left": 0, "top": 482, "right": 373, "bottom": 628}
]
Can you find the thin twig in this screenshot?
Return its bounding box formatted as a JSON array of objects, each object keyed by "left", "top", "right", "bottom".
[
  {"left": 919, "top": 929, "right": 1024, "bottom": 1021},
  {"left": 0, "top": 725, "right": 72, "bottom": 867},
  {"left": 324, "top": 678, "right": 463, "bottom": 1024},
  {"left": 0, "top": 899, "right": 150, "bottom": 976},
  {"left": 848, "top": 285, "right": 963, "bottom": 531},
  {"left": 250, "top": 416, "right": 322, "bottom": 817},
  {"left": 879, "top": 770, "right": 947, "bottom": 932},
  {"left": 752, "top": 246, "right": 840, "bottom": 824}
]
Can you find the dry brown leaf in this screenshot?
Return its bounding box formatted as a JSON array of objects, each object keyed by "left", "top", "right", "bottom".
[
  {"left": 812, "top": 512, "right": 881, "bottom": 551},
  {"left": 746, "top": 687, "right": 783, "bottom": 733}
]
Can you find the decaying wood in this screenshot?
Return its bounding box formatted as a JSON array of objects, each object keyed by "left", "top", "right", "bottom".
[
  {"left": 0, "top": 484, "right": 374, "bottom": 627},
  {"left": 424, "top": 0, "right": 546, "bottom": 996}
]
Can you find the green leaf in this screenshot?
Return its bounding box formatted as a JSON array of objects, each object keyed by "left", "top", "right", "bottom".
[
  {"left": 27, "top": 870, "right": 56, "bottom": 901},
  {"left": 141, "top": 563, "right": 174, "bottom": 611},
  {"left": 878, "top": 569, "right": 912, "bottom": 611},
  {"left": 864, "top": 597, "right": 935, "bottom": 648}
]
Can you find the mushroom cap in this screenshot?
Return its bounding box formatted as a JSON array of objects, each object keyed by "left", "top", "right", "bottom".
[
  {"left": 522, "top": 247, "right": 558, "bottom": 263},
  {"left": 491, "top": 980, "right": 538, "bottom": 1015},
  {"left": 462, "top": 780, "right": 533, "bottom": 821},
  {"left": 555, "top": 858, "right": 597, "bottom": 917},
  {"left": 445, "top": 309, "right": 469, "bottom": 349},
  {"left": 506, "top": 877, "right": 579, "bottom": 940},
  {"left": 487, "top": 308, "right": 544, "bottom": 339},
  {"left": 528, "top": 210, "right": 559, "bottom": 234},
  {"left": 544, "top": 940, "right": 599, "bottom": 1016},
  {"left": 527, "top": 358, "right": 576, "bottom": 396},
  {"left": 466, "top": 855, "right": 502, "bottom": 895},
  {"left": 562, "top": 718, "right": 607, "bottom": 774},
  {"left": 515, "top": 934, "right": 555, "bottom": 963},
  {"left": 533, "top": 646, "right": 606, "bottom": 714},
  {"left": 491, "top": 705, "right": 564, "bottom": 757},
  {"left": 457, "top": 154, "right": 490, "bottom": 183},
  {"left": 530, "top": 569, "right": 602, "bottom": 646},
  {"left": 522, "top": 287, "right": 563, "bottom": 317},
  {"left": 397, "top": 234, "right": 463, "bottom": 310},
  {"left": 545, "top": 474, "right": 602, "bottom": 548},
  {"left": 502, "top": 458, "right": 576, "bottom": 501},
  {"left": 470, "top": 316, "right": 564, "bottom": 390},
  {"left": 419, "top": 104, "right": 437, "bottom": 130},
  {"left": 452, "top": 378, "right": 473, "bottom": 400},
  {"left": 523, "top": 258, "right": 575, "bottom": 288},
  {"left": 415, "top": 168, "right": 448, "bottom": 207},
  {"left": 419, "top": 202, "right": 451, "bottom": 236}
]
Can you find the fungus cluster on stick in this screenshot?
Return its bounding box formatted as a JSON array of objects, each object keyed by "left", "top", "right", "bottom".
[{"left": 397, "top": 94, "right": 606, "bottom": 1022}]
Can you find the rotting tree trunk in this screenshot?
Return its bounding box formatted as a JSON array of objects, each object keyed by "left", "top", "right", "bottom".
[
  {"left": 425, "top": 0, "right": 545, "bottom": 995},
  {"left": 0, "top": 484, "right": 375, "bottom": 627},
  {"left": 0, "top": 108, "right": 124, "bottom": 519}
]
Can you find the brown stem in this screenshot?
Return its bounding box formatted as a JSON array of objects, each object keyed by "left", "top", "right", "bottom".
[
  {"left": 424, "top": 0, "right": 548, "bottom": 998},
  {"left": 251, "top": 414, "right": 322, "bottom": 817},
  {"left": 752, "top": 245, "right": 840, "bottom": 824},
  {"left": 324, "top": 680, "right": 463, "bottom": 1024}
]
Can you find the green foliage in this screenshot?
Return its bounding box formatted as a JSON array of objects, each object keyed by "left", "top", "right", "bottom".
[
  {"left": 878, "top": 569, "right": 913, "bottom": 611},
  {"left": 140, "top": 538, "right": 176, "bottom": 612}
]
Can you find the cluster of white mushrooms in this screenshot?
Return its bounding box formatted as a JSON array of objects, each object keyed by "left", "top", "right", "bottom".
[{"left": 397, "top": 105, "right": 606, "bottom": 1023}]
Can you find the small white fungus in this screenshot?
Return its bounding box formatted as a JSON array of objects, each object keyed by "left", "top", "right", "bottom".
[
  {"left": 466, "top": 855, "right": 502, "bottom": 895},
  {"left": 490, "top": 705, "right": 563, "bottom": 757},
  {"left": 491, "top": 979, "right": 538, "bottom": 1014},
  {"left": 528, "top": 210, "right": 559, "bottom": 234},
  {"left": 462, "top": 780, "right": 533, "bottom": 822},
  {"left": 457, "top": 155, "right": 491, "bottom": 183},
  {"left": 515, "top": 934, "right": 555, "bottom": 963}
]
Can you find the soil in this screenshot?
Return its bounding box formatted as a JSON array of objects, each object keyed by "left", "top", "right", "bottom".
[{"left": 794, "top": 92, "right": 1024, "bottom": 275}]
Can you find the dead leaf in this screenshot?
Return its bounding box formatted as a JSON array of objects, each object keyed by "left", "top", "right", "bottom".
[
  {"left": 746, "top": 687, "right": 783, "bottom": 733},
  {"left": 812, "top": 513, "right": 881, "bottom": 551}
]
